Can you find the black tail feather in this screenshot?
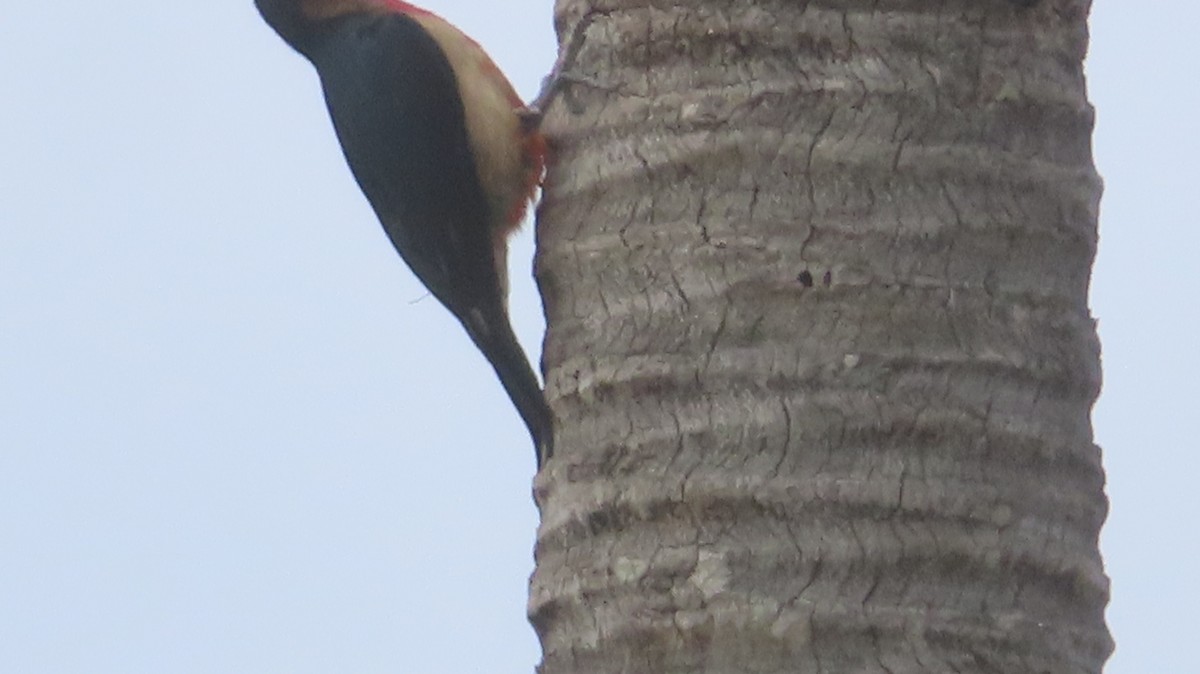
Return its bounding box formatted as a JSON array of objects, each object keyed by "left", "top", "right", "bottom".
[{"left": 459, "top": 307, "right": 553, "bottom": 468}]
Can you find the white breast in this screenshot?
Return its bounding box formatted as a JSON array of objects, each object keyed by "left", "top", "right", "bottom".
[{"left": 410, "top": 13, "right": 526, "bottom": 233}]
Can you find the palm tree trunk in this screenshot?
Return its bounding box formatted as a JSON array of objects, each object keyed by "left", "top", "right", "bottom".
[{"left": 531, "top": 1, "right": 1110, "bottom": 672}]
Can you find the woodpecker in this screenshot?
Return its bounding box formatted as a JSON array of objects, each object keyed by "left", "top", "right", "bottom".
[{"left": 254, "top": 0, "right": 552, "bottom": 467}]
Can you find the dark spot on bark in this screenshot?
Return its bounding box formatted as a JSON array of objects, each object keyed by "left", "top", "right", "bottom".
[
  {"left": 797, "top": 270, "right": 814, "bottom": 287},
  {"left": 822, "top": 270, "right": 832, "bottom": 287}
]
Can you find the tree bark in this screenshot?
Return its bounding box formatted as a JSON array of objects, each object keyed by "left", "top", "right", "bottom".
[{"left": 530, "top": 1, "right": 1109, "bottom": 672}]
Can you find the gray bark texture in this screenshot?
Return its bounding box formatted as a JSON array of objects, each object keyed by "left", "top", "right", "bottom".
[{"left": 529, "top": 1, "right": 1109, "bottom": 672}]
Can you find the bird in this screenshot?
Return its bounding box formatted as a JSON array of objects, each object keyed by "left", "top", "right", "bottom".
[{"left": 254, "top": 0, "right": 553, "bottom": 467}]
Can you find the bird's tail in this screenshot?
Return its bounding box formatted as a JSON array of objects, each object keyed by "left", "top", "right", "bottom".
[{"left": 459, "top": 306, "right": 553, "bottom": 468}]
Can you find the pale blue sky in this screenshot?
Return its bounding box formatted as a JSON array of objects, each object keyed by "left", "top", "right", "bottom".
[{"left": 0, "top": 2, "right": 1192, "bottom": 672}]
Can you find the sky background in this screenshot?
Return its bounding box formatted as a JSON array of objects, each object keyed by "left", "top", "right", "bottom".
[{"left": 0, "top": 2, "right": 1193, "bottom": 673}]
